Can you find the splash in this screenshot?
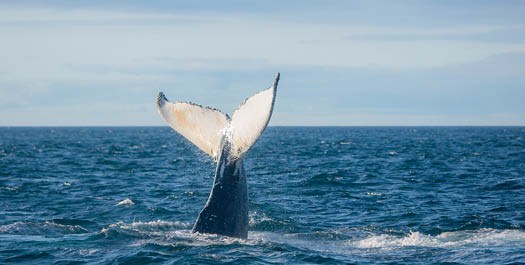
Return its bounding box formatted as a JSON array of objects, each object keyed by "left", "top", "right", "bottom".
[
  {"left": 352, "top": 229, "right": 525, "bottom": 249},
  {"left": 102, "top": 220, "right": 190, "bottom": 234},
  {"left": 116, "top": 198, "right": 135, "bottom": 206}
]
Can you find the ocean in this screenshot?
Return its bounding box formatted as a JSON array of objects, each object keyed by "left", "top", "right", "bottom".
[{"left": 0, "top": 126, "right": 524, "bottom": 264}]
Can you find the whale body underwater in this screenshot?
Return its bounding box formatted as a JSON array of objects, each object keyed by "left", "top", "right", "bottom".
[{"left": 156, "top": 73, "right": 279, "bottom": 239}]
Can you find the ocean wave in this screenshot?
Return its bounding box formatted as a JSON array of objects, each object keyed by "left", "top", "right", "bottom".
[
  {"left": 98, "top": 220, "right": 192, "bottom": 241},
  {"left": 101, "top": 220, "right": 190, "bottom": 235},
  {"left": 352, "top": 229, "right": 525, "bottom": 249},
  {"left": 248, "top": 211, "right": 295, "bottom": 232},
  {"left": 248, "top": 228, "right": 525, "bottom": 257},
  {"left": 301, "top": 171, "right": 348, "bottom": 187},
  {"left": 0, "top": 221, "right": 88, "bottom": 236},
  {"left": 93, "top": 219, "right": 525, "bottom": 252},
  {"left": 99, "top": 220, "right": 261, "bottom": 246}
]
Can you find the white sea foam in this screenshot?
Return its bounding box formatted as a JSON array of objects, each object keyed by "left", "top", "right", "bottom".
[
  {"left": 352, "top": 229, "right": 525, "bottom": 249},
  {"left": 176, "top": 230, "right": 254, "bottom": 245},
  {"left": 249, "top": 211, "right": 272, "bottom": 226},
  {"left": 354, "top": 231, "right": 434, "bottom": 248},
  {"left": 249, "top": 228, "right": 525, "bottom": 257},
  {"left": 88, "top": 218, "right": 525, "bottom": 261},
  {"left": 125, "top": 228, "right": 257, "bottom": 248},
  {"left": 101, "top": 219, "right": 262, "bottom": 247},
  {"left": 93, "top": 219, "right": 525, "bottom": 257},
  {"left": 77, "top": 248, "right": 101, "bottom": 256},
  {"left": 101, "top": 220, "right": 191, "bottom": 235},
  {"left": 0, "top": 221, "right": 88, "bottom": 235},
  {"left": 116, "top": 198, "right": 135, "bottom": 206}
]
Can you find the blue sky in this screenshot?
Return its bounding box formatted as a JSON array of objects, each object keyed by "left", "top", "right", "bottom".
[{"left": 1, "top": 0, "right": 524, "bottom": 126}]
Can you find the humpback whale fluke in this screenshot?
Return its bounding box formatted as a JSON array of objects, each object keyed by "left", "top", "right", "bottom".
[{"left": 156, "top": 73, "right": 279, "bottom": 238}]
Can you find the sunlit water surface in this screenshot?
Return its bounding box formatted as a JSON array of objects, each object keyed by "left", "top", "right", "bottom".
[{"left": 1, "top": 127, "right": 524, "bottom": 264}]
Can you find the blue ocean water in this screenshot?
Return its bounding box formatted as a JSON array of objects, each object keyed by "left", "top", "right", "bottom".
[{"left": 0, "top": 126, "right": 524, "bottom": 264}]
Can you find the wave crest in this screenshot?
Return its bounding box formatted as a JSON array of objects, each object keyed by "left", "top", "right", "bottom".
[
  {"left": 352, "top": 229, "right": 525, "bottom": 249},
  {"left": 0, "top": 221, "right": 88, "bottom": 236},
  {"left": 101, "top": 220, "right": 190, "bottom": 235}
]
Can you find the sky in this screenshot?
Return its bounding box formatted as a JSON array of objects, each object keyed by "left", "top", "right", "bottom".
[{"left": 0, "top": 0, "right": 524, "bottom": 126}]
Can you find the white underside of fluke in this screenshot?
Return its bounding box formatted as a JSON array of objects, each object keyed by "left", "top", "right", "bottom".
[{"left": 157, "top": 73, "right": 279, "bottom": 159}]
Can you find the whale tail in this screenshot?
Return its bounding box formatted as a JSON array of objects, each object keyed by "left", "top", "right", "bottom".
[{"left": 157, "top": 73, "right": 279, "bottom": 159}]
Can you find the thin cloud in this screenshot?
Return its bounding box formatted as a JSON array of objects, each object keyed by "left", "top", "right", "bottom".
[
  {"left": 343, "top": 25, "right": 525, "bottom": 43},
  {"left": 0, "top": 6, "right": 224, "bottom": 24}
]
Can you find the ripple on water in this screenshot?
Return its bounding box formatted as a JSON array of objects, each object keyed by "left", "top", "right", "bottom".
[{"left": 0, "top": 127, "right": 523, "bottom": 264}]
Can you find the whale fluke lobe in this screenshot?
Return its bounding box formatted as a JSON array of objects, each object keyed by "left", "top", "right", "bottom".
[
  {"left": 230, "top": 72, "right": 279, "bottom": 157},
  {"left": 157, "top": 73, "right": 279, "bottom": 159},
  {"left": 157, "top": 93, "right": 230, "bottom": 158},
  {"left": 156, "top": 73, "right": 279, "bottom": 238}
]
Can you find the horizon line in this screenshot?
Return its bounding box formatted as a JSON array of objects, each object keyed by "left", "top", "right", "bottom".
[{"left": 1, "top": 125, "right": 524, "bottom": 128}]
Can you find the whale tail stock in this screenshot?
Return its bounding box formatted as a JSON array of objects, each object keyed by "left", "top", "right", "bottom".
[{"left": 157, "top": 73, "right": 279, "bottom": 158}]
